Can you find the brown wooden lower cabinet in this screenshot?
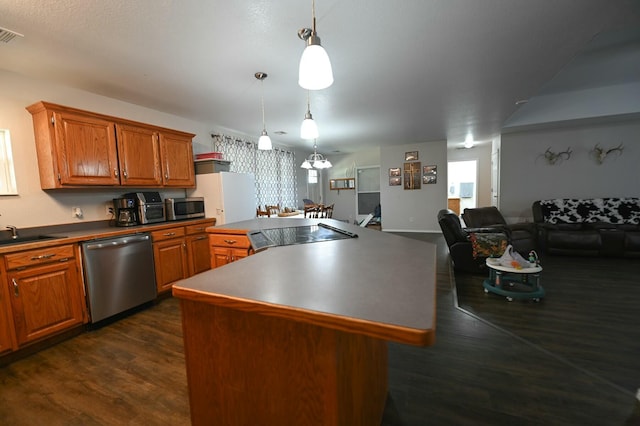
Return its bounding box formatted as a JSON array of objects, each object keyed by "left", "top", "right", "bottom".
[
  {"left": 3, "top": 244, "right": 85, "bottom": 347},
  {"left": 153, "top": 220, "right": 215, "bottom": 293},
  {"left": 179, "top": 300, "right": 388, "bottom": 425},
  {"left": 153, "top": 237, "right": 189, "bottom": 294},
  {"left": 185, "top": 222, "right": 214, "bottom": 276},
  {"left": 208, "top": 232, "right": 253, "bottom": 269},
  {"left": 0, "top": 219, "right": 215, "bottom": 361},
  {"left": 0, "top": 270, "right": 17, "bottom": 354}
]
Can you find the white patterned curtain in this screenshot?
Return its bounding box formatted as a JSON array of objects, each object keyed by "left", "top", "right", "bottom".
[{"left": 212, "top": 134, "right": 297, "bottom": 209}]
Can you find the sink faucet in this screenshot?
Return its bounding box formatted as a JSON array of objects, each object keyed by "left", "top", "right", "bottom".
[{"left": 6, "top": 225, "right": 18, "bottom": 239}]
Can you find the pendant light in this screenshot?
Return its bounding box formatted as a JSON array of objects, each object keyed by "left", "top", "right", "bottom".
[
  {"left": 255, "top": 72, "right": 272, "bottom": 150},
  {"left": 298, "top": 0, "right": 333, "bottom": 90},
  {"left": 300, "top": 90, "right": 319, "bottom": 139},
  {"left": 300, "top": 139, "right": 332, "bottom": 169}
]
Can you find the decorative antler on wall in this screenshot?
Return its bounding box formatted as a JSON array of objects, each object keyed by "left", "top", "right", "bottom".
[
  {"left": 540, "top": 147, "right": 572, "bottom": 165},
  {"left": 590, "top": 143, "right": 624, "bottom": 164}
]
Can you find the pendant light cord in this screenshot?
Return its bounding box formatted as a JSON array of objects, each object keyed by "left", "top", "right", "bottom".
[
  {"left": 261, "top": 79, "right": 267, "bottom": 132},
  {"left": 311, "top": 0, "right": 317, "bottom": 33}
]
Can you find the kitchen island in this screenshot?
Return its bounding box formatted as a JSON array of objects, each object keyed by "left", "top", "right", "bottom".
[{"left": 172, "top": 218, "right": 436, "bottom": 425}]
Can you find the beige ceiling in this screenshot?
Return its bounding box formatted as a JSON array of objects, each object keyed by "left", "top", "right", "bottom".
[{"left": 1, "top": 0, "right": 639, "bottom": 153}]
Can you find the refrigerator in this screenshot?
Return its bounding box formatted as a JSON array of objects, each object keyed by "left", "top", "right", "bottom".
[{"left": 188, "top": 171, "right": 257, "bottom": 225}]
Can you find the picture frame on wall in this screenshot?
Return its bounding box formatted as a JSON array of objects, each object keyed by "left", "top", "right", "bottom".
[
  {"left": 405, "top": 151, "right": 419, "bottom": 161},
  {"left": 423, "top": 164, "right": 437, "bottom": 184},
  {"left": 389, "top": 167, "right": 401, "bottom": 177},
  {"left": 389, "top": 176, "right": 401, "bottom": 186},
  {"left": 404, "top": 162, "right": 421, "bottom": 190}
]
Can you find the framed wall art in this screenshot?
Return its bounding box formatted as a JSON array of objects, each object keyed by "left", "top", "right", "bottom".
[
  {"left": 405, "top": 151, "right": 419, "bottom": 161},
  {"left": 404, "top": 162, "right": 421, "bottom": 190},
  {"left": 389, "top": 167, "right": 401, "bottom": 177},
  {"left": 423, "top": 164, "right": 437, "bottom": 184},
  {"left": 389, "top": 176, "right": 401, "bottom": 186}
]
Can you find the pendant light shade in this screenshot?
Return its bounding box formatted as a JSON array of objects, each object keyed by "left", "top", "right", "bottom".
[
  {"left": 255, "top": 72, "right": 272, "bottom": 150},
  {"left": 300, "top": 91, "right": 319, "bottom": 139},
  {"left": 299, "top": 44, "right": 333, "bottom": 90},
  {"left": 298, "top": 0, "right": 333, "bottom": 90},
  {"left": 258, "top": 130, "right": 272, "bottom": 150},
  {"left": 301, "top": 113, "right": 319, "bottom": 139}
]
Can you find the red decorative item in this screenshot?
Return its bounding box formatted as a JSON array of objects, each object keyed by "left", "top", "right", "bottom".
[{"left": 196, "top": 152, "right": 223, "bottom": 160}]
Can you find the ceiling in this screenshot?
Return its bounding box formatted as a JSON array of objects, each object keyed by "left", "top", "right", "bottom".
[{"left": 1, "top": 0, "right": 639, "bottom": 154}]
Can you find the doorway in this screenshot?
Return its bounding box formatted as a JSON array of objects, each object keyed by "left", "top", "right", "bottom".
[{"left": 447, "top": 160, "right": 477, "bottom": 215}]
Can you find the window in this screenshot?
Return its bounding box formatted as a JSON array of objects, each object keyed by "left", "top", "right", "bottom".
[
  {"left": 0, "top": 129, "right": 18, "bottom": 195},
  {"left": 211, "top": 134, "right": 297, "bottom": 208},
  {"left": 308, "top": 169, "right": 318, "bottom": 184}
]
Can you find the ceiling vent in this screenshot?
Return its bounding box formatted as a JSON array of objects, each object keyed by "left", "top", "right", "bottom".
[{"left": 0, "top": 27, "right": 24, "bottom": 43}]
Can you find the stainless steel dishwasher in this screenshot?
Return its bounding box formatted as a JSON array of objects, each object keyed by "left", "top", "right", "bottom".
[{"left": 81, "top": 233, "right": 157, "bottom": 323}]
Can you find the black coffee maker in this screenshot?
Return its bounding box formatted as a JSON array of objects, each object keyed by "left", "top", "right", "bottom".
[{"left": 113, "top": 197, "right": 138, "bottom": 227}]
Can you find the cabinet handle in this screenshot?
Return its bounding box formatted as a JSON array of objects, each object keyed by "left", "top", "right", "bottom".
[
  {"left": 163, "top": 232, "right": 176, "bottom": 237},
  {"left": 223, "top": 239, "right": 237, "bottom": 245},
  {"left": 165, "top": 170, "right": 169, "bottom": 180},
  {"left": 195, "top": 235, "right": 207, "bottom": 241},
  {"left": 114, "top": 168, "right": 119, "bottom": 178},
  {"left": 12, "top": 278, "right": 18, "bottom": 297},
  {"left": 30, "top": 253, "right": 56, "bottom": 261},
  {"left": 123, "top": 170, "right": 128, "bottom": 179}
]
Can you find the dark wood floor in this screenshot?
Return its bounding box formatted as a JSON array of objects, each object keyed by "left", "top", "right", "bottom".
[{"left": 0, "top": 233, "right": 638, "bottom": 425}]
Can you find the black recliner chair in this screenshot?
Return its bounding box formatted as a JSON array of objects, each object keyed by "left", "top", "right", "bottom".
[
  {"left": 438, "top": 209, "right": 507, "bottom": 274},
  {"left": 461, "top": 206, "right": 537, "bottom": 254}
]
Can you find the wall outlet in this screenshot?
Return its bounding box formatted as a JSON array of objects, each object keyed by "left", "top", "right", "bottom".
[
  {"left": 72, "top": 207, "right": 83, "bottom": 218},
  {"left": 106, "top": 202, "right": 114, "bottom": 216}
]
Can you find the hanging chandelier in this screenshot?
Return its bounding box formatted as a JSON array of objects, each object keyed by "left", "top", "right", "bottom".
[
  {"left": 298, "top": 0, "right": 333, "bottom": 90},
  {"left": 301, "top": 139, "right": 332, "bottom": 169},
  {"left": 300, "top": 90, "right": 319, "bottom": 139},
  {"left": 255, "top": 72, "right": 272, "bottom": 150}
]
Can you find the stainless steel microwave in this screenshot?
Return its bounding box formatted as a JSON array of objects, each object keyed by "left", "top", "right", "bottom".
[{"left": 165, "top": 197, "right": 206, "bottom": 221}]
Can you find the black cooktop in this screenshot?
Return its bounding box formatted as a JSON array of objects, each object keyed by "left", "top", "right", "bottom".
[{"left": 247, "top": 223, "right": 358, "bottom": 251}]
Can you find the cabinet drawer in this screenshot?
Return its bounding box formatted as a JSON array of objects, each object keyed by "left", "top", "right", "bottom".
[
  {"left": 4, "top": 244, "right": 76, "bottom": 270},
  {"left": 185, "top": 221, "right": 215, "bottom": 235},
  {"left": 209, "top": 234, "right": 251, "bottom": 249},
  {"left": 151, "top": 227, "right": 186, "bottom": 242}
]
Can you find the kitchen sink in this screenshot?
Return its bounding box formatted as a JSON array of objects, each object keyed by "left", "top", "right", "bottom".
[{"left": 0, "top": 235, "right": 61, "bottom": 246}]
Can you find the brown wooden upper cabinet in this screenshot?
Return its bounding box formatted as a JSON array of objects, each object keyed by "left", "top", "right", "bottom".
[{"left": 26, "top": 101, "right": 195, "bottom": 189}]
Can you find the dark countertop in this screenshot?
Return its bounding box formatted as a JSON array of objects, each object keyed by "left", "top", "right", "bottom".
[
  {"left": 173, "top": 218, "right": 437, "bottom": 346},
  {"left": 0, "top": 218, "right": 215, "bottom": 254}
]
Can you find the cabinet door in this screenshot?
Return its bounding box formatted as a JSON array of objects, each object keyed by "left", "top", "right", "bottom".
[
  {"left": 159, "top": 132, "right": 195, "bottom": 187},
  {"left": 186, "top": 234, "right": 211, "bottom": 276},
  {"left": 116, "top": 124, "right": 162, "bottom": 186},
  {"left": 0, "top": 271, "right": 17, "bottom": 354},
  {"left": 211, "top": 247, "right": 231, "bottom": 269},
  {"left": 53, "top": 111, "right": 120, "bottom": 186},
  {"left": 153, "top": 238, "right": 188, "bottom": 294},
  {"left": 8, "top": 261, "right": 84, "bottom": 346},
  {"left": 230, "top": 248, "right": 250, "bottom": 263}
]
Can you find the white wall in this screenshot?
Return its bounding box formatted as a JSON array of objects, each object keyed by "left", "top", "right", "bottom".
[
  {"left": 380, "top": 141, "right": 448, "bottom": 232},
  {"left": 499, "top": 117, "right": 640, "bottom": 222},
  {"left": 322, "top": 148, "right": 380, "bottom": 223},
  {"left": 0, "top": 70, "right": 212, "bottom": 228}
]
